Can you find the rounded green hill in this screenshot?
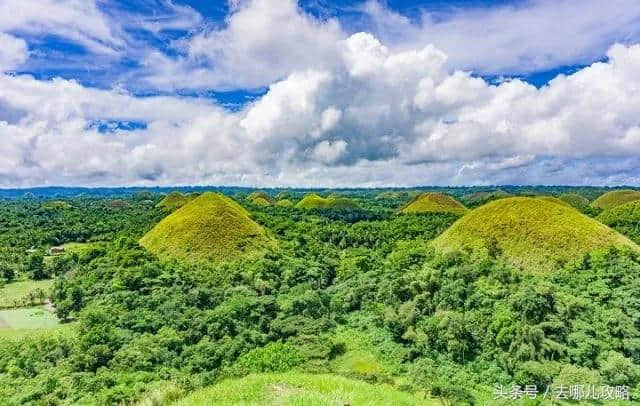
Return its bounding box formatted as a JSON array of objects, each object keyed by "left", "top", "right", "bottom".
[
  {"left": 295, "top": 194, "right": 360, "bottom": 210},
  {"left": 559, "top": 193, "right": 591, "bottom": 211},
  {"left": 275, "top": 199, "right": 294, "bottom": 208},
  {"left": 156, "top": 191, "right": 191, "bottom": 211},
  {"left": 432, "top": 197, "right": 638, "bottom": 272},
  {"left": 592, "top": 189, "right": 640, "bottom": 210},
  {"left": 597, "top": 200, "right": 640, "bottom": 243},
  {"left": 172, "top": 372, "right": 435, "bottom": 406},
  {"left": 251, "top": 196, "right": 271, "bottom": 206},
  {"left": 140, "top": 193, "right": 273, "bottom": 264},
  {"left": 247, "top": 191, "right": 274, "bottom": 205},
  {"left": 400, "top": 193, "right": 468, "bottom": 215}
]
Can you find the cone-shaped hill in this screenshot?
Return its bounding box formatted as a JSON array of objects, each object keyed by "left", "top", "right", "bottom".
[
  {"left": 400, "top": 193, "right": 468, "bottom": 215},
  {"left": 275, "top": 199, "right": 294, "bottom": 208},
  {"left": 597, "top": 200, "right": 640, "bottom": 243},
  {"left": 592, "top": 190, "right": 640, "bottom": 210},
  {"left": 156, "top": 191, "right": 192, "bottom": 211},
  {"left": 432, "top": 197, "right": 638, "bottom": 272},
  {"left": 295, "top": 194, "right": 360, "bottom": 210},
  {"left": 140, "top": 193, "right": 273, "bottom": 264},
  {"left": 247, "top": 191, "right": 274, "bottom": 206},
  {"left": 559, "top": 193, "right": 591, "bottom": 211}
]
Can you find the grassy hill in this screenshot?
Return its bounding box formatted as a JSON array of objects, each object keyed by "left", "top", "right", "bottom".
[
  {"left": 559, "top": 193, "right": 591, "bottom": 211},
  {"left": 155, "top": 191, "right": 191, "bottom": 211},
  {"left": 597, "top": 200, "right": 640, "bottom": 244},
  {"left": 251, "top": 196, "right": 271, "bottom": 206},
  {"left": 400, "top": 193, "right": 468, "bottom": 215},
  {"left": 140, "top": 193, "right": 273, "bottom": 264},
  {"left": 295, "top": 194, "right": 360, "bottom": 210},
  {"left": 537, "top": 196, "right": 571, "bottom": 207},
  {"left": 275, "top": 199, "right": 294, "bottom": 208},
  {"left": 172, "top": 373, "right": 438, "bottom": 406},
  {"left": 248, "top": 191, "right": 274, "bottom": 206},
  {"left": 591, "top": 189, "right": 640, "bottom": 210},
  {"left": 432, "top": 197, "right": 638, "bottom": 272}
]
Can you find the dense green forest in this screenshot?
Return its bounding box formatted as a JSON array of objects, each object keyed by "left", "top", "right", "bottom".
[{"left": 1, "top": 187, "right": 640, "bottom": 405}]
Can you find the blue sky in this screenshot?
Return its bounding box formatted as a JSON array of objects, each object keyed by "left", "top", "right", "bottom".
[
  {"left": 1, "top": 0, "right": 640, "bottom": 187},
  {"left": 10, "top": 0, "right": 604, "bottom": 98}
]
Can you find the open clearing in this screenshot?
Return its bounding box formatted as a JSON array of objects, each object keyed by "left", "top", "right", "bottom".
[
  {"left": 0, "top": 307, "right": 60, "bottom": 330},
  {"left": 173, "top": 372, "right": 440, "bottom": 406},
  {"left": 0, "top": 279, "right": 53, "bottom": 307}
]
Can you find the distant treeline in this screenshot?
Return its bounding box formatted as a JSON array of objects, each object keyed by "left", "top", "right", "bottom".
[{"left": 0, "top": 185, "right": 637, "bottom": 200}]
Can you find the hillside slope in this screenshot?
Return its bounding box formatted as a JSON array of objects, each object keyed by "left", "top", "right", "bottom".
[
  {"left": 592, "top": 189, "right": 640, "bottom": 210},
  {"left": 295, "top": 194, "right": 360, "bottom": 210},
  {"left": 559, "top": 193, "right": 591, "bottom": 211},
  {"left": 140, "top": 193, "right": 272, "bottom": 264},
  {"left": 156, "top": 192, "right": 192, "bottom": 211},
  {"left": 173, "top": 373, "right": 438, "bottom": 406},
  {"left": 433, "top": 197, "right": 638, "bottom": 272},
  {"left": 597, "top": 200, "right": 640, "bottom": 243},
  {"left": 400, "top": 193, "right": 467, "bottom": 215}
]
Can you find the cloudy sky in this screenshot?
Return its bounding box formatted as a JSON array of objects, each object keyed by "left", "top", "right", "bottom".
[{"left": 1, "top": 0, "right": 640, "bottom": 187}]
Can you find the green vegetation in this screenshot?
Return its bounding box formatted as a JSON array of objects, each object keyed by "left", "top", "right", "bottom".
[
  {"left": 156, "top": 191, "right": 191, "bottom": 211},
  {"left": 559, "top": 192, "right": 591, "bottom": 211},
  {"left": 2, "top": 187, "right": 640, "bottom": 405},
  {"left": 433, "top": 197, "right": 638, "bottom": 272},
  {"left": 0, "top": 279, "right": 53, "bottom": 308},
  {"left": 140, "top": 192, "right": 274, "bottom": 263},
  {"left": 42, "top": 200, "right": 73, "bottom": 210},
  {"left": 174, "top": 373, "right": 438, "bottom": 406},
  {"left": 598, "top": 200, "right": 640, "bottom": 243},
  {"left": 461, "top": 189, "right": 511, "bottom": 207},
  {"left": 400, "top": 193, "right": 468, "bottom": 215},
  {"left": 376, "top": 190, "right": 422, "bottom": 201},
  {"left": 248, "top": 191, "right": 275, "bottom": 206},
  {"left": 0, "top": 307, "right": 60, "bottom": 330},
  {"left": 251, "top": 196, "right": 272, "bottom": 206},
  {"left": 295, "top": 194, "right": 360, "bottom": 210},
  {"left": 275, "top": 199, "right": 294, "bottom": 208},
  {"left": 592, "top": 189, "right": 640, "bottom": 210}
]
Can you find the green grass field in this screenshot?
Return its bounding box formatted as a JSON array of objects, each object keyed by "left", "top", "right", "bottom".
[
  {"left": 0, "top": 321, "right": 75, "bottom": 340},
  {"left": 0, "top": 307, "right": 60, "bottom": 330},
  {"left": 173, "top": 373, "right": 440, "bottom": 406},
  {"left": 0, "top": 279, "right": 53, "bottom": 307}
]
